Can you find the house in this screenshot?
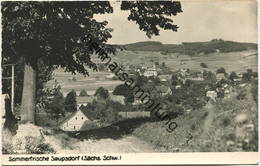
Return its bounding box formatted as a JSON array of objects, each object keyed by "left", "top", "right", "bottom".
[
  {"left": 187, "top": 72, "right": 204, "bottom": 81},
  {"left": 175, "top": 85, "right": 181, "bottom": 89},
  {"left": 188, "top": 77, "right": 204, "bottom": 81},
  {"left": 109, "top": 94, "right": 125, "bottom": 105},
  {"left": 234, "top": 78, "right": 242, "bottom": 82},
  {"left": 158, "top": 74, "right": 171, "bottom": 82},
  {"left": 106, "top": 73, "right": 115, "bottom": 79},
  {"left": 206, "top": 91, "right": 217, "bottom": 101},
  {"left": 216, "top": 73, "right": 226, "bottom": 81},
  {"left": 77, "top": 96, "right": 96, "bottom": 108},
  {"left": 59, "top": 109, "right": 93, "bottom": 131},
  {"left": 133, "top": 97, "right": 143, "bottom": 105},
  {"left": 143, "top": 65, "right": 158, "bottom": 77},
  {"left": 156, "top": 85, "right": 172, "bottom": 96},
  {"left": 118, "top": 111, "right": 150, "bottom": 119}
]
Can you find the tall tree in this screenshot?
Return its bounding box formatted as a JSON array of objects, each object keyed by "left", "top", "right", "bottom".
[
  {"left": 2, "top": 1, "right": 182, "bottom": 123},
  {"left": 48, "top": 87, "right": 65, "bottom": 122},
  {"left": 65, "top": 90, "right": 77, "bottom": 113},
  {"left": 95, "top": 87, "right": 109, "bottom": 100},
  {"left": 113, "top": 84, "right": 134, "bottom": 104}
]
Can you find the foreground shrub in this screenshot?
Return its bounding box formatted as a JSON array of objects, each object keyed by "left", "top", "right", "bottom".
[
  {"left": 25, "top": 136, "right": 56, "bottom": 154},
  {"left": 2, "top": 124, "right": 57, "bottom": 154}
]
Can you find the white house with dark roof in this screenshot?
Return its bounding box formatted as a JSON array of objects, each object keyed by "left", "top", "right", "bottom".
[
  {"left": 59, "top": 109, "right": 92, "bottom": 131},
  {"left": 144, "top": 65, "right": 158, "bottom": 77}
]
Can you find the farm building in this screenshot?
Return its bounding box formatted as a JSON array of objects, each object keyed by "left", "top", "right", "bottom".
[
  {"left": 59, "top": 109, "right": 93, "bottom": 131},
  {"left": 216, "top": 73, "right": 226, "bottom": 81},
  {"left": 158, "top": 74, "right": 171, "bottom": 82},
  {"left": 109, "top": 94, "right": 125, "bottom": 105},
  {"left": 206, "top": 91, "right": 217, "bottom": 101},
  {"left": 77, "top": 96, "right": 96, "bottom": 108},
  {"left": 156, "top": 85, "right": 172, "bottom": 96},
  {"left": 143, "top": 65, "right": 158, "bottom": 77},
  {"left": 187, "top": 72, "right": 204, "bottom": 81},
  {"left": 118, "top": 111, "right": 150, "bottom": 119}
]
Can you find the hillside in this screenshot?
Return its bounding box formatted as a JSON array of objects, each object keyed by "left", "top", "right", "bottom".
[
  {"left": 119, "top": 39, "right": 257, "bottom": 55},
  {"left": 114, "top": 49, "right": 258, "bottom": 73}
]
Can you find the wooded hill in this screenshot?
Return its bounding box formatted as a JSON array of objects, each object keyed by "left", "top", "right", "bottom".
[{"left": 116, "top": 39, "right": 257, "bottom": 55}]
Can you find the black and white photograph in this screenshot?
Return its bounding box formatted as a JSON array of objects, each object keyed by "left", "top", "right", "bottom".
[{"left": 1, "top": 0, "right": 259, "bottom": 164}]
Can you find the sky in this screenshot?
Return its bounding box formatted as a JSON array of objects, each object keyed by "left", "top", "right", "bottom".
[{"left": 94, "top": 0, "right": 257, "bottom": 44}]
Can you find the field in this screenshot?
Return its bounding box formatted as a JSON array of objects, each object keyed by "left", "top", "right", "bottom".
[
  {"left": 46, "top": 70, "right": 122, "bottom": 96},
  {"left": 115, "top": 49, "right": 258, "bottom": 73},
  {"left": 46, "top": 49, "right": 257, "bottom": 96}
]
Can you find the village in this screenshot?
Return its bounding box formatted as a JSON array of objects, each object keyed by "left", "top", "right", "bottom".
[
  {"left": 2, "top": 1, "right": 258, "bottom": 155},
  {"left": 42, "top": 55, "right": 257, "bottom": 133}
]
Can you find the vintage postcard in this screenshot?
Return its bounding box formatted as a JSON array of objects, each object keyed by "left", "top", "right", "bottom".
[{"left": 1, "top": 0, "right": 259, "bottom": 165}]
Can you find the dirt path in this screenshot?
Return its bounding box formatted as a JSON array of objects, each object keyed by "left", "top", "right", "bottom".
[
  {"left": 72, "top": 135, "right": 159, "bottom": 153},
  {"left": 47, "top": 135, "right": 159, "bottom": 153},
  {"left": 45, "top": 118, "right": 160, "bottom": 153}
]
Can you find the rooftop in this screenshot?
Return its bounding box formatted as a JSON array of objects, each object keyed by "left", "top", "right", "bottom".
[{"left": 77, "top": 96, "right": 96, "bottom": 104}]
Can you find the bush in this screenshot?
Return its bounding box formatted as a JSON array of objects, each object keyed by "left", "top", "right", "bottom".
[
  {"left": 221, "top": 117, "right": 231, "bottom": 127},
  {"left": 25, "top": 136, "right": 55, "bottom": 154},
  {"left": 200, "top": 62, "right": 208, "bottom": 68},
  {"left": 216, "top": 67, "right": 226, "bottom": 74},
  {"left": 72, "top": 77, "right": 77, "bottom": 81},
  {"left": 2, "top": 134, "right": 56, "bottom": 154},
  {"left": 229, "top": 71, "right": 238, "bottom": 81}
]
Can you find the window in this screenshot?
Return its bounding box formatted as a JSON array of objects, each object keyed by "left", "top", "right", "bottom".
[
  {"left": 74, "top": 126, "right": 76, "bottom": 129},
  {"left": 75, "top": 117, "right": 77, "bottom": 120},
  {"left": 82, "top": 117, "right": 84, "bottom": 120}
]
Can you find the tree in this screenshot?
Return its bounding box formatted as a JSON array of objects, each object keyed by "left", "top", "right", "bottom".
[
  {"left": 95, "top": 87, "right": 109, "bottom": 99},
  {"left": 79, "top": 89, "right": 88, "bottom": 96},
  {"left": 113, "top": 84, "right": 134, "bottom": 104},
  {"left": 171, "top": 73, "right": 181, "bottom": 86},
  {"left": 200, "top": 62, "right": 208, "bottom": 68},
  {"left": 72, "top": 77, "right": 77, "bottom": 82},
  {"left": 65, "top": 90, "right": 77, "bottom": 113},
  {"left": 229, "top": 71, "right": 238, "bottom": 81},
  {"left": 242, "top": 69, "right": 253, "bottom": 82},
  {"left": 2, "top": 1, "right": 182, "bottom": 123},
  {"left": 48, "top": 88, "right": 65, "bottom": 122},
  {"left": 203, "top": 70, "right": 216, "bottom": 82},
  {"left": 216, "top": 67, "right": 226, "bottom": 74}
]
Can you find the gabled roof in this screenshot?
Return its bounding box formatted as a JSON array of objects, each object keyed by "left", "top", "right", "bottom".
[
  {"left": 58, "top": 109, "right": 93, "bottom": 126},
  {"left": 109, "top": 94, "right": 125, "bottom": 105},
  {"left": 156, "top": 85, "right": 171, "bottom": 93},
  {"left": 77, "top": 96, "right": 96, "bottom": 104},
  {"left": 58, "top": 110, "right": 81, "bottom": 126},
  {"left": 216, "top": 73, "right": 225, "bottom": 80},
  {"left": 158, "top": 74, "right": 171, "bottom": 80}
]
